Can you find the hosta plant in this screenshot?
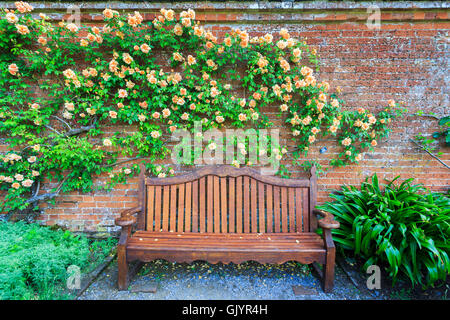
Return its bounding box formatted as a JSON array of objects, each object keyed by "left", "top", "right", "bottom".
[{"left": 318, "top": 174, "right": 450, "bottom": 288}]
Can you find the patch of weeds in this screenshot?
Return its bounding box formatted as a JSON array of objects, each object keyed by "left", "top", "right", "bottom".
[
  {"left": 0, "top": 221, "right": 116, "bottom": 300},
  {"left": 138, "top": 266, "right": 152, "bottom": 276},
  {"left": 390, "top": 288, "right": 413, "bottom": 300},
  {"left": 296, "top": 263, "right": 310, "bottom": 275}
]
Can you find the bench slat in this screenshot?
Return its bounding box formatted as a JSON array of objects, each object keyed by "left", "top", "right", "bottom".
[
  {"left": 134, "top": 231, "right": 322, "bottom": 240},
  {"left": 146, "top": 186, "right": 155, "bottom": 231},
  {"left": 289, "top": 188, "right": 295, "bottom": 233},
  {"left": 213, "top": 176, "right": 220, "bottom": 233},
  {"left": 185, "top": 183, "right": 191, "bottom": 232},
  {"left": 243, "top": 176, "right": 250, "bottom": 233},
  {"left": 303, "top": 188, "right": 309, "bottom": 232},
  {"left": 162, "top": 185, "right": 170, "bottom": 232},
  {"left": 154, "top": 186, "right": 162, "bottom": 232},
  {"left": 281, "top": 187, "right": 288, "bottom": 233},
  {"left": 177, "top": 184, "right": 185, "bottom": 232},
  {"left": 199, "top": 177, "right": 206, "bottom": 233},
  {"left": 236, "top": 177, "right": 242, "bottom": 233},
  {"left": 228, "top": 177, "right": 235, "bottom": 233},
  {"left": 192, "top": 180, "right": 199, "bottom": 233},
  {"left": 251, "top": 178, "right": 257, "bottom": 233},
  {"left": 273, "top": 186, "right": 280, "bottom": 233},
  {"left": 220, "top": 177, "right": 227, "bottom": 233},
  {"left": 207, "top": 175, "right": 214, "bottom": 233},
  {"left": 258, "top": 181, "right": 265, "bottom": 233},
  {"left": 129, "top": 232, "right": 325, "bottom": 247},
  {"left": 169, "top": 185, "right": 177, "bottom": 232},
  {"left": 266, "top": 184, "right": 273, "bottom": 233},
  {"left": 129, "top": 241, "right": 324, "bottom": 248},
  {"left": 295, "top": 188, "right": 302, "bottom": 233}
]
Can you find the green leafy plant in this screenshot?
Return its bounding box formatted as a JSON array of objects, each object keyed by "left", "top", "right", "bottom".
[
  {"left": 318, "top": 175, "right": 450, "bottom": 288},
  {"left": 0, "top": 220, "right": 116, "bottom": 299},
  {"left": 411, "top": 113, "right": 449, "bottom": 170},
  {"left": 0, "top": 3, "right": 405, "bottom": 219},
  {"left": 413, "top": 115, "right": 449, "bottom": 157},
  {"left": 435, "top": 116, "right": 450, "bottom": 147}
]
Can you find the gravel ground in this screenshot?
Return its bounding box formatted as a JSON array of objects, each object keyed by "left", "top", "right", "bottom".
[{"left": 78, "top": 259, "right": 385, "bottom": 300}]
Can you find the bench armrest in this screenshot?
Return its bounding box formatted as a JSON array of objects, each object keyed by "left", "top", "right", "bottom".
[
  {"left": 115, "top": 206, "right": 141, "bottom": 227},
  {"left": 116, "top": 207, "right": 141, "bottom": 248},
  {"left": 312, "top": 209, "right": 340, "bottom": 229}
]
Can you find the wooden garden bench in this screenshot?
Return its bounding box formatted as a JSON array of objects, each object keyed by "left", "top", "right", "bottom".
[{"left": 115, "top": 164, "right": 340, "bottom": 292}]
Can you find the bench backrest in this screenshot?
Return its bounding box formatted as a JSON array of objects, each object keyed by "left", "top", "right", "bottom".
[{"left": 134, "top": 165, "right": 318, "bottom": 234}]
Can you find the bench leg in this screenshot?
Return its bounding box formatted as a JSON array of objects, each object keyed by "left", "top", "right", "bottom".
[
  {"left": 117, "top": 245, "right": 129, "bottom": 291},
  {"left": 323, "top": 247, "right": 336, "bottom": 293}
]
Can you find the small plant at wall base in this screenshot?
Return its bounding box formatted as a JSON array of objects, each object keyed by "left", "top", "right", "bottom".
[
  {"left": 318, "top": 175, "right": 450, "bottom": 289},
  {"left": 0, "top": 3, "right": 405, "bottom": 220}
]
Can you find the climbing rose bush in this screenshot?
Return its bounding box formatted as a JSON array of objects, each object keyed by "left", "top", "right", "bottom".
[{"left": 0, "top": 3, "right": 405, "bottom": 216}]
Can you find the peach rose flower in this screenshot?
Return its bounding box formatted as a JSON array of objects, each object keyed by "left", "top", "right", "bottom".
[
  {"left": 8, "top": 64, "right": 19, "bottom": 76},
  {"left": 16, "top": 24, "right": 30, "bottom": 35},
  {"left": 238, "top": 113, "right": 247, "bottom": 121},
  {"left": 103, "top": 8, "right": 115, "bottom": 19},
  {"left": 341, "top": 137, "right": 352, "bottom": 146},
  {"left": 6, "top": 13, "right": 18, "bottom": 24},
  {"left": 103, "top": 138, "right": 112, "bottom": 147},
  {"left": 279, "top": 28, "right": 290, "bottom": 40},
  {"left": 22, "top": 179, "right": 33, "bottom": 187},
  {"left": 66, "top": 23, "right": 79, "bottom": 33},
  {"left": 187, "top": 55, "right": 196, "bottom": 65},
  {"left": 109, "top": 111, "right": 118, "bottom": 119},
  {"left": 151, "top": 131, "right": 161, "bottom": 139},
  {"left": 164, "top": 9, "right": 175, "bottom": 21},
  {"left": 118, "top": 89, "right": 128, "bottom": 98}
]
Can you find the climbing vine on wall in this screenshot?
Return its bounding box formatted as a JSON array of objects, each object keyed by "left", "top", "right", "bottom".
[{"left": 0, "top": 3, "right": 405, "bottom": 217}]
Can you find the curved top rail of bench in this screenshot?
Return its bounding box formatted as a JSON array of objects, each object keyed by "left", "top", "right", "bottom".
[{"left": 144, "top": 165, "right": 316, "bottom": 188}]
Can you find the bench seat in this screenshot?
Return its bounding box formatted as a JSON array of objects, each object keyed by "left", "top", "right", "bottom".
[{"left": 127, "top": 231, "right": 326, "bottom": 264}]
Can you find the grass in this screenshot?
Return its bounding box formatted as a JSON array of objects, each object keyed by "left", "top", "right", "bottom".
[{"left": 0, "top": 220, "right": 116, "bottom": 300}]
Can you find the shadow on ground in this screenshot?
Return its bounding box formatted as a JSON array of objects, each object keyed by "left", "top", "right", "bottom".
[{"left": 78, "top": 259, "right": 383, "bottom": 300}]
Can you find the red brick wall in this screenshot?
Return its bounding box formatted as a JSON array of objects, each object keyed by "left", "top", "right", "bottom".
[{"left": 4, "top": 2, "right": 449, "bottom": 236}]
